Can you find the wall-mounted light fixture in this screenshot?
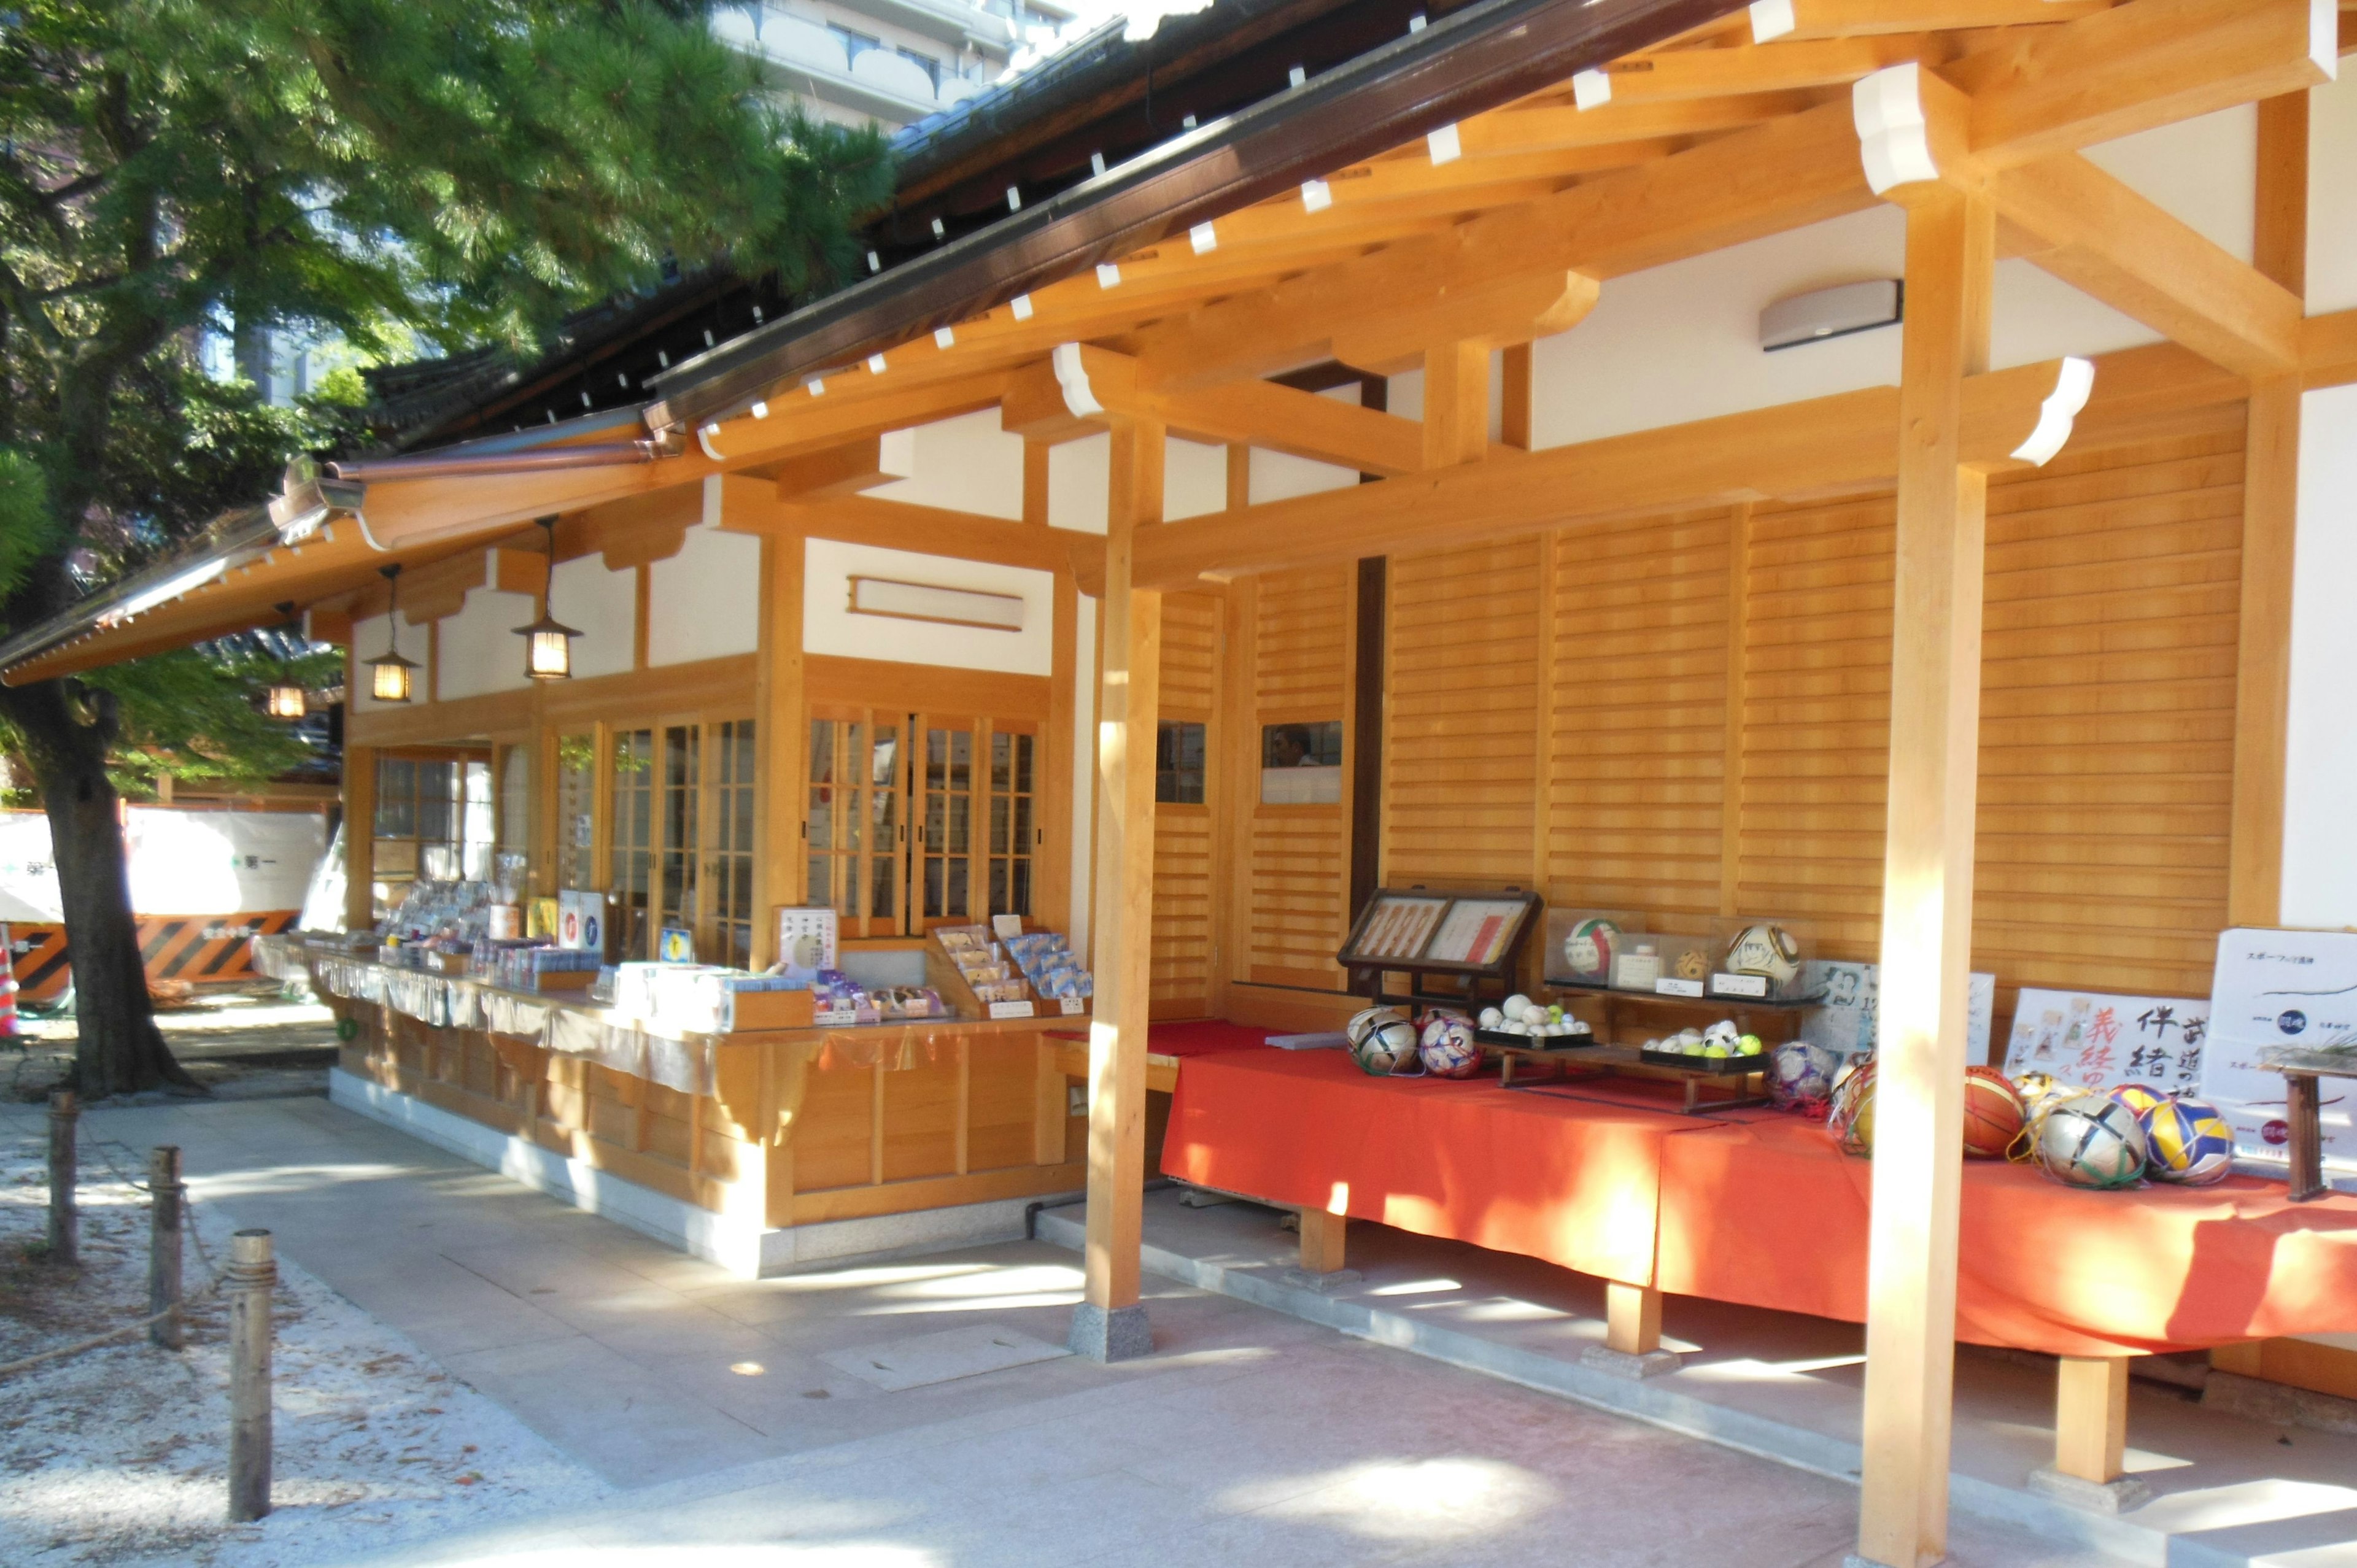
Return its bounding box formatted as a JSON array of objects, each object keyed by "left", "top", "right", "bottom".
[
  {"left": 265, "top": 683, "right": 308, "bottom": 720},
  {"left": 1760, "top": 279, "right": 1902, "bottom": 352},
  {"left": 513, "top": 516, "right": 579, "bottom": 681},
  {"left": 847, "top": 576, "right": 1024, "bottom": 633},
  {"left": 366, "top": 563, "right": 418, "bottom": 703}
]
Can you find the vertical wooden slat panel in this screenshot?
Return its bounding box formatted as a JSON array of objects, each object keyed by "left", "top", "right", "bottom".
[
  {"left": 1153, "top": 591, "right": 1221, "bottom": 1016},
  {"left": 1244, "top": 565, "right": 1353, "bottom": 989}
]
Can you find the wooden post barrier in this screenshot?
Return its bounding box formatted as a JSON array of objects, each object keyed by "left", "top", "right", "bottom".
[
  {"left": 45, "top": 1089, "right": 77, "bottom": 1265},
  {"left": 226, "top": 1229, "right": 276, "bottom": 1523},
  {"left": 1584, "top": 1279, "right": 1682, "bottom": 1380},
  {"left": 2030, "top": 1354, "right": 2149, "bottom": 1513},
  {"left": 149, "top": 1146, "right": 185, "bottom": 1351}
]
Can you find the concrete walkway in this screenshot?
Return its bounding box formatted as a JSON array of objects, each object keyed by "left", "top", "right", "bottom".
[{"left": 2, "top": 1094, "right": 2128, "bottom": 1567}]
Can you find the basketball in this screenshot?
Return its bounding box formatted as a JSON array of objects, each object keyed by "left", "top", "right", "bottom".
[
  {"left": 2031, "top": 1093, "right": 2148, "bottom": 1189},
  {"left": 1961, "top": 1065, "right": 2024, "bottom": 1159},
  {"left": 1562, "top": 917, "right": 1621, "bottom": 981},
  {"left": 1828, "top": 1055, "right": 1876, "bottom": 1156},
  {"left": 2140, "top": 1095, "right": 2235, "bottom": 1186}
]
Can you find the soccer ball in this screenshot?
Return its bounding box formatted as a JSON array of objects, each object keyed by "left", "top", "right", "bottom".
[
  {"left": 1345, "top": 1007, "right": 1420, "bottom": 1076},
  {"left": 2140, "top": 1095, "right": 2235, "bottom": 1186},
  {"left": 1961, "top": 1065, "right": 2026, "bottom": 1159},
  {"left": 2031, "top": 1093, "right": 2148, "bottom": 1189},
  {"left": 1723, "top": 922, "right": 1802, "bottom": 989},
  {"left": 1561, "top": 917, "right": 1622, "bottom": 981},
  {"left": 1769, "top": 1040, "right": 1840, "bottom": 1109},
  {"left": 1828, "top": 1055, "right": 1877, "bottom": 1156},
  {"left": 1418, "top": 1013, "right": 1482, "bottom": 1079}
]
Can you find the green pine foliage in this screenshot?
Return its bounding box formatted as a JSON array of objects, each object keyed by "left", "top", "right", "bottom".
[{"left": 0, "top": 0, "right": 892, "bottom": 782}]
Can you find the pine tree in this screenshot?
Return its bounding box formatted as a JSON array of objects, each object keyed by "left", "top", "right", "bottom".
[{"left": 0, "top": 0, "right": 892, "bottom": 1095}]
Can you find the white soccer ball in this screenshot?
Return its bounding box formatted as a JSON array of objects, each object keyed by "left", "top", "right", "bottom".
[{"left": 1723, "top": 923, "right": 1802, "bottom": 987}]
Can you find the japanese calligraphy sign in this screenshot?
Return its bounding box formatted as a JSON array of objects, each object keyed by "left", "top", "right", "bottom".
[
  {"left": 2002, "top": 987, "right": 2208, "bottom": 1092},
  {"left": 2202, "top": 927, "right": 2357, "bottom": 1180}
]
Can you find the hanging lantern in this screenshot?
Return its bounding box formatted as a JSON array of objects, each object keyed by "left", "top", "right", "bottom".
[
  {"left": 513, "top": 516, "right": 578, "bottom": 681},
  {"left": 366, "top": 563, "right": 416, "bottom": 703},
  {"left": 265, "top": 682, "right": 308, "bottom": 720}
]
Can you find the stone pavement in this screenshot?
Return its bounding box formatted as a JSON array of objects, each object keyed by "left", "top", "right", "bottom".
[{"left": 0, "top": 1092, "right": 2130, "bottom": 1567}]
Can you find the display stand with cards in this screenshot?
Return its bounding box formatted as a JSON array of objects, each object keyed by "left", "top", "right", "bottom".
[{"left": 1337, "top": 886, "right": 1542, "bottom": 1014}]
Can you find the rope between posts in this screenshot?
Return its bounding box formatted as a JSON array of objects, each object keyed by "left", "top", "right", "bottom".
[{"left": 2, "top": 1130, "right": 233, "bottom": 1380}]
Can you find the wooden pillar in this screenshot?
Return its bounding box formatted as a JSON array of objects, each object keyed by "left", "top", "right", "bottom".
[
  {"left": 1422, "top": 342, "right": 1490, "bottom": 468},
  {"left": 1855, "top": 178, "right": 1995, "bottom": 1568},
  {"left": 2229, "top": 92, "right": 2308, "bottom": 929},
  {"left": 753, "top": 519, "right": 806, "bottom": 965},
  {"left": 1296, "top": 1208, "right": 1347, "bottom": 1275},
  {"left": 1070, "top": 416, "right": 1164, "bottom": 1363},
  {"left": 2053, "top": 1355, "right": 2131, "bottom": 1485},
  {"left": 1605, "top": 1281, "right": 1663, "bottom": 1357},
  {"left": 343, "top": 740, "right": 376, "bottom": 933}
]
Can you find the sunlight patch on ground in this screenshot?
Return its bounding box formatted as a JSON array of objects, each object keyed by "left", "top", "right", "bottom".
[
  {"left": 447, "top": 1547, "right": 942, "bottom": 1567},
  {"left": 2129, "top": 1478, "right": 2357, "bottom": 1534},
  {"left": 1218, "top": 1456, "right": 1554, "bottom": 1542},
  {"left": 1367, "top": 1277, "right": 1463, "bottom": 1297}
]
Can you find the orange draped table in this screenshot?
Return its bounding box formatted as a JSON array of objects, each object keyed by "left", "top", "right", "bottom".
[{"left": 1161, "top": 1048, "right": 2357, "bottom": 1358}]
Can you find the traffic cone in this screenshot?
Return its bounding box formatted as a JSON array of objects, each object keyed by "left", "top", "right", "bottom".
[{"left": 0, "top": 922, "right": 19, "bottom": 1036}]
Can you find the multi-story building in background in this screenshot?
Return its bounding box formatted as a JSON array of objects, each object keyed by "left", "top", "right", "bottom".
[{"left": 714, "top": 0, "right": 1075, "bottom": 131}]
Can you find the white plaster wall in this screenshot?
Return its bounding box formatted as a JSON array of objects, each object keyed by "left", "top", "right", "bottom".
[
  {"left": 1049, "top": 431, "right": 1234, "bottom": 527},
  {"left": 349, "top": 611, "right": 430, "bottom": 712},
  {"left": 549, "top": 554, "right": 637, "bottom": 681},
  {"left": 802, "top": 537, "right": 1054, "bottom": 677},
  {"left": 1166, "top": 436, "right": 1227, "bottom": 519},
  {"left": 1385, "top": 360, "right": 1504, "bottom": 441},
  {"left": 1048, "top": 433, "right": 1109, "bottom": 533},
  {"left": 2280, "top": 383, "right": 2357, "bottom": 930},
  {"left": 2083, "top": 104, "right": 2257, "bottom": 263},
  {"left": 1249, "top": 447, "right": 1358, "bottom": 503},
  {"left": 2312, "top": 72, "right": 2357, "bottom": 314},
  {"left": 648, "top": 524, "right": 762, "bottom": 666},
  {"left": 433, "top": 586, "right": 536, "bottom": 701},
  {"left": 865, "top": 409, "right": 1027, "bottom": 519},
  {"left": 1070, "top": 591, "right": 1097, "bottom": 964}
]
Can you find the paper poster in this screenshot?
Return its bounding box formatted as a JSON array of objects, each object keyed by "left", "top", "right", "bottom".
[
  {"left": 1425, "top": 898, "right": 1523, "bottom": 966},
  {"left": 1799, "top": 962, "right": 1995, "bottom": 1063},
  {"left": 2003, "top": 988, "right": 2208, "bottom": 1092},
  {"left": 2200, "top": 927, "right": 2357, "bottom": 1178}
]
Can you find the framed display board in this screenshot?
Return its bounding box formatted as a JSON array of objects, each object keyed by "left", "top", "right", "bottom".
[{"left": 1337, "top": 887, "right": 1541, "bottom": 998}]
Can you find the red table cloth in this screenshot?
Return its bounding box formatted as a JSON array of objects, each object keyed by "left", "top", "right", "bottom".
[{"left": 1161, "top": 1048, "right": 2357, "bottom": 1358}]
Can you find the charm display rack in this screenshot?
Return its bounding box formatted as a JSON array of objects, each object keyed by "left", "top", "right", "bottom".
[{"left": 1336, "top": 887, "right": 1542, "bottom": 1015}]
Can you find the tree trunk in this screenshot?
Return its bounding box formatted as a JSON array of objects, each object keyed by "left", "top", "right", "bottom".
[{"left": 0, "top": 679, "right": 193, "bottom": 1097}]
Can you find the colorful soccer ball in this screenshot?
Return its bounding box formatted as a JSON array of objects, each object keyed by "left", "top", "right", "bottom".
[
  {"left": 1769, "top": 1040, "right": 1840, "bottom": 1110},
  {"left": 1345, "top": 1007, "right": 1420, "bottom": 1076},
  {"left": 2031, "top": 1093, "right": 2148, "bottom": 1189},
  {"left": 1724, "top": 922, "right": 1803, "bottom": 989},
  {"left": 2139, "top": 1095, "right": 2235, "bottom": 1186},
  {"left": 1829, "top": 1055, "right": 1877, "bottom": 1156},
  {"left": 1561, "top": 917, "right": 1622, "bottom": 981},
  {"left": 1417, "top": 1013, "right": 1482, "bottom": 1079},
  {"left": 1961, "top": 1065, "right": 2026, "bottom": 1159}
]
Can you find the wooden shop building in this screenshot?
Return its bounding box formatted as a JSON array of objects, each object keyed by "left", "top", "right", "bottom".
[{"left": 8, "top": 1, "right": 2357, "bottom": 1562}]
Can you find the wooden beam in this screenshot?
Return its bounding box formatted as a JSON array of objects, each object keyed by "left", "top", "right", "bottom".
[
  {"left": 1458, "top": 90, "right": 1825, "bottom": 155},
  {"left": 769, "top": 434, "right": 915, "bottom": 500},
  {"left": 343, "top": 738, "right": 376, "bottom": 933},
  {"left": 1423, "top": 342, "right": 1491, "bottom": 469},
  {"left": 1945, "top": 0, "right": 2335, "bottom": 169},
  {"left": 2254, "top": 92, "right": 2310, "bottom": 296},
  {"left": 1759, "top": 0, "right": 2114, "bottom": 39},
  {"left": 1002, "top": 344, "right": 1430, "bottom": 475},
  {"left": 2307, "top": 307, "right": 2357, "bottom": 389},
  {"left": 751, "top": 514, "right": 805, "bottom": 965},
  {"left": 777, "top": 494, "right": 1104, "bottom": 579},
  {"left": 1074, "top": 416, "right": 1163, "bottom": 1361},
  {"left": 1131, "top": 352, "right": 2114, "bottom": 589},
  {"left": 1995, "top": 154, "right": 2302, "bottom": 377},
  {"left": 2053, "top": 1355, "right": 2132, "bottom": 1485},
  {"left": 1855, "top": 178, "right": 1994, "bottom": 1568},
  {"left": 1606, "top": 35, "right": 1941, "bottom": 102}
]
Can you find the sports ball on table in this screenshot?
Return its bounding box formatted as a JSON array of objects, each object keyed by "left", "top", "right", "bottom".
[
  {"left": 1345, "top": 1007, "right": 1422, "bottom": 1076},
  {"left": 1770, "top": 1040, "right": 1840, "bottom": 1109},
  {"left": 1723, "top": 922, "right": 1803, "bottom": 989},
  {"left": 1418, "top": 1013, "right": 1483, "bottom": 1079},
  {"left": 2030, "top": 1092, "right": 2148, "bottom": 1189},
  {"left": 1961, "top": 1065, "right": 2026, "bottom": 1159},
  {"left": 2107, "top": 1083, "right": 2169, "bottom": 1121},
  {"left": 2138, "top": 1094, "right": 2235, "bottom": 1186},
  {"left": 1827, "top": 1055, "right": 1877, "bottom": 1156},
  {"left": 2011, "top": 1070, "right": 2070, "bottom": 1119},
  {"left": 1560, "top": 918, "right": 1621, "bottom": 981}
]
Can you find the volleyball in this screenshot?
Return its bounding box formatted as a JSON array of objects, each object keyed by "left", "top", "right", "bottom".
[
  {"left": 1562, "top": 917, "right": 1621, "bottom": 981},
  {"left": 2108, "top": 1083, "right": 2169, "bottom": 1121},
  {"left": 1769, "top": 1040, "right": 1840, "bottom": 1110},
  {"left": 2031, "top": 1093, "right": 2148, "bottom": 1189},
  {"left": 1724, "top": 922, "right": 1802, "bottom": 988},
  {"left": 1961, "top": 1065, "right": 2025, "bottom": 1159},
  {"left": 1418, "top": 1013, "right": 1482, "bottom": 1079},
  {"left": 2139, "top": 1095, "right": 2235, "bottom": 1186},
  {"left": 1828, "top": 1055, "right": 1877, "bottom": 1156},
  {"left": 1345, "top": 1007, "right": 1420, "bottom": 1076}
]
